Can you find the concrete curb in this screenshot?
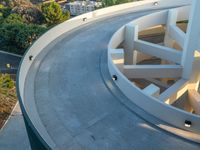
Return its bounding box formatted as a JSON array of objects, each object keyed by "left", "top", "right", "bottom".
[{"left": 0, "top": 50, "right": 22, "bottom": 58}]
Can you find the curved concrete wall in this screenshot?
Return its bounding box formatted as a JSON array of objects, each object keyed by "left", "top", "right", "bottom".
[
  {"left": 17, "top": 0, "right": 193, "bottom": 149},
  {"left": 108, "top": 5, "right": 200, "bottom": 134}
]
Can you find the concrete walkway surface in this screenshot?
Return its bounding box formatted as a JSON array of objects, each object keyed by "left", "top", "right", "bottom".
[
  {"left": 0, "top": 103, "right": 31, "bottom": 150},
  {"left": 23, "top": 10, "right": 200, "bottom": 150}
]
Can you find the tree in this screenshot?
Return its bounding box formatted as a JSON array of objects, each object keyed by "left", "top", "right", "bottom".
[
  {"left": 0, "top": 0, "right": 47, "bottom": 54},
  {"left": 0, "top": 0, "right": 10, "bottom": 7},
  {"left": 115, "top": 0, "right": 133, "bottom": 4},
  {"left": 102, "top": 0, "right": 116, "bottom": 7},
  {"left": 0, "top": 4, "right": 3, "bottom": 21},
  {"left": 0, "top": 23, "right": 46, "bottom": 54},
  {"left": 7, "top": 0, "right": 33, "bottom": 7},
  {"left": 0, "top": 74, "right": 14, "bottom": 89},
  {"left": 0, "top": 4, "right": 11, "bottom": 19},
  {"left": 3, "top": 13, "right": 24, "bottom": 24},
  {"left": 102, "top": 0, "right": 133, "bottom": 7},
  {"left": 41, "top": 2, "right": 70, "bottom": 26},
  {"left": 12, "top": 5, "right": 45, "bottom": 24},
  {"left": 15, "top": 24, "right": 46, "bottom": 50},
  {"left": 0, "top": 0, "right": 45, "bottom": 24}
]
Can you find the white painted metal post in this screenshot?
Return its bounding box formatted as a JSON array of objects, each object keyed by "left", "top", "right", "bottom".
[
  {"left": 124, "top": 24, "right": 138, "bottom": 65},
  {"left": 182, "top": 0, "right": 200, "bottom": 79},
  {"left": 162, "top": 9, "right": 178, "bottom": 83},
  {"left": 164, "top": 9, "right": 178, "bottom": 48}
]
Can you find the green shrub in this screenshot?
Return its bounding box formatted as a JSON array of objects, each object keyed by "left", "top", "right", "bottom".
[
  {"left": 0, "top": 23, "right": 46, "bottom": 54},
  {"left": 102, "top": 0, "right": 136, "bottom": 7},
  {"left": 3, "top": 13, "right": 24, "bottom": 24},
  {"left": 0, "top": 74, "right": 14, "bottom": 89},
  {"left": 12, "top": 5, "right": 45, "bottom": 24},
  {"left": 41, "top": 2, "right": 70, "bottom": 26},
  {"left": 7, "top": 0, "right": 33, "bottom": 7},
  {"left": 0, "top": 4, "right": 11, "bottom": 19}
]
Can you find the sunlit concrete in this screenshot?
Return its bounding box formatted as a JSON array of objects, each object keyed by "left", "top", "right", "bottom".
[
  {"left": 188, "top": 90, "right": 200, "bottom": 114},
  {"left": 108, "top": 1, "right": 200, "bottom": 136},
  {"left": 23, "top": 10, "right": 200, "bottom": 150},
  {"left": 17, "top": 0, "right": 200, "bottom": 149},
  {"left": 0, "top": 104, "right": 31, "bottom": 150},
  {"left": 124, "top": 65, "right": 182, "bottom": 78}
]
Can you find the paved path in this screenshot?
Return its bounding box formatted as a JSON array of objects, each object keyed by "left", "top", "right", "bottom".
[
  {"left": 0, "top": 51, "right": 21, "bottom": 74},
  {"left": 23, "top": 9, "right": 200, "bottom": 150},
  {"left": 0, "top": 104, "right": 31, "bottom": 150},
  {"left": 0, "top": 52, "right": 29, "bottom": 149}
]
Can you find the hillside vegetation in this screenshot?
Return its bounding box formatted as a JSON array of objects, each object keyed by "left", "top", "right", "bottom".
[
  {"left": 0, "top": 0, "right": 70, "bottom": 55},
  {"left": 0, "top": 74, "right": 17, "bottom": 128}
]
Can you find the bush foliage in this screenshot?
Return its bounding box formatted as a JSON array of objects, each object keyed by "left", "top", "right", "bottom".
[
  {"left": 102, "top": 0, "right": 134, "bottom": 7},
  {"left": 0, "top": 23, "right": 46, "bottom": 54},
  {"left": 2, "top": 13, "right": 24, "bottom": 24},
  {"left": 0, "top": 74, "right": 14, "bottom": 89},
  {"left": 12, "top": 5, "right": 45, "bottom": 24},
  {"left": 0, "top": 0, "right": 72, "bottom": 54},
  {"left": 41, "top": 2, "right": 70, "bottom": 26}
]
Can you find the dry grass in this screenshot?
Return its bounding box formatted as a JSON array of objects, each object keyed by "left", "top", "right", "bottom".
[{"left": 0, "top": 86, "right": 17, "bottom": 129}]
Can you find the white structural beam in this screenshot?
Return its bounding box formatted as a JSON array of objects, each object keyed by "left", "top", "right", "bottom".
[
  {"left": 188, "top": 90, "right": 200, "bottom": 115},
  {"left": 159, "top": 79, "right": 188, "bottom": 104},
  {"left": 143, "top": 84, "right": 160, "bottom": 98},
  {"left": 124, "top": 24, "right": 138, "bottom": 65},
  {"left": 145, "top": 78, "right": 170, "bottom": 89},
  {"left": 169, "top": 25, "right": 186, "bottom": 48},
  {"left": 182, "top": 0, "right": 200, "bottom": 79},
  {"left": 110, "top": 48, "right": 152, "bottom": 64},
  {"left": 110, "top": 48, "right": 124, "bottom": 60},
  {"left": 110, "top": 49, "right": 124, "bottom": 72},
  {"left": 187, "top": 52, "right": 200, "bottom": 90},
  {"left": 134, "top": 52, "right": 152, "bottom": 64},
  {"left": 164, "top": 9, "right": 178, "bottom": 48},
  {"left": 134, "top": 40, "right": 182, "bottom": 64},
  {"left": 159, "top": 52, "right": 200, "bottom": 105},
  {"left": 124, "top": 65, "right": 182, "bottom": 79}
]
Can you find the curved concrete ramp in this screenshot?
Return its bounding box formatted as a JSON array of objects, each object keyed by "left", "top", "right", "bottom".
[{"left": 25, "top": 10, "right": 200, "bottom": 149}]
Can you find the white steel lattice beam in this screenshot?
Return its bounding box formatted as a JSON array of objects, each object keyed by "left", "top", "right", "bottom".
[
  {"left": 134, "top": 40, "right": 182, "bottom": 64},
  {"left": 124, "top": 65, "right": 182, "bottom": 79}
]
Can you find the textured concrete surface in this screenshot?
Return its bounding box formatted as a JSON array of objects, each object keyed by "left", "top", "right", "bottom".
[
  {"left": 24, "top": 10, "right": 200, "bottom": 150},
  {"left": 0, "top": 104, "right": 31, "bottom": 150},
  {"left": 0, "top": 51, "right": 29, "bottom": 150}
]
